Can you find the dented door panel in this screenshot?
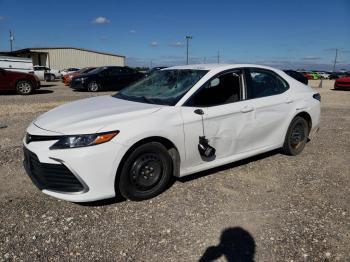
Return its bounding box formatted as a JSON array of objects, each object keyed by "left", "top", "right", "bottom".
[{"left": 181, "top": 100, "right": 256, "bottom": 168}]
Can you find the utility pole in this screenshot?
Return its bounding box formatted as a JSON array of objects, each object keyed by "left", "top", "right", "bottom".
[
  {"left": 9, "top": 30, "right": 14, "bottom": 52},
  {"left": 217, "top": 50, "right": 220, "bottom": 63},
  {"left": 332, "top": 48, "right": 338, "bottom": 72},
  {"left": 186, "top": 35, "right": 192, "bottom": 65}
]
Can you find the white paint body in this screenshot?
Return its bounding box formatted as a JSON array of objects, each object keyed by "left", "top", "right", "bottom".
[
  {"left": 23, "top": 64, "right": 320, "bottom": 202},
  {"left": 0, "top": 56, "right": 33, "bottom": 73}
]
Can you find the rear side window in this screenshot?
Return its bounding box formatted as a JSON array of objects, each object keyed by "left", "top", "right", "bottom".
[{"left": 246, "top": 68, "right": 288, "bottom": 99}]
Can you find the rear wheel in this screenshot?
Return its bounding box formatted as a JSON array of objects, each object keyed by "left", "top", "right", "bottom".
[
  {"left": 87, "top": 81, "right": 100, "bottom": 92},
  {"left": 16, "top": 80, "right": 33, "bottom": 95},
  {"left": 282, "top": 116, "right": 308, "bottom": 156},
  {"left": 118, "top": 142, "right": 172, "bottom": 201}
]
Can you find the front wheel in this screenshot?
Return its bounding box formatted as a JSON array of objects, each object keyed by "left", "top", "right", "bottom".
[
  {"left": 16, "top": 80, "right": 33, "bottom": 95},
  {"left": 87, "top": 81, "right": 100, "bottom": 92},
  {"left": 118, "top": 142, "right": 172, "bottom": 201},
  {"left": 282, "top": 116, "right": 308, "bottom": 156}
]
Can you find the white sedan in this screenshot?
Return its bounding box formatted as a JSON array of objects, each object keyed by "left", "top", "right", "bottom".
[{"left": 23, "top": 64, "right": 320, "bottom": 202}]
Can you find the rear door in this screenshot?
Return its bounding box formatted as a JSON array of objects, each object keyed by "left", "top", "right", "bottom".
[{"left": 243, "top": 68, "right": 293, "bottom": 149}]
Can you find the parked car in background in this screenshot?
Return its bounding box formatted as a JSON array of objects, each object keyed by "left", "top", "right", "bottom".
[
  {"left": 70, "top": 66, "right": 144, "bottom": 92},
  {"left": 33, "top": 66, "right": 61, "bottom": 81},
  {"left": 63, "top": 67, "right": 96, "bottom": 86},
  {"left": 329, "top": 72, "right": 349, "bottom": 80},
  {"left": 316, "top": 72, "right": 330, "bottom": 79},
  {"left": 299, "top": 71, "right": 314, "bottom": 80},
  {"left": 61, "top": 68, "right": 80, "bottom": 76},
  {"left": 146, "top": 66, "right": 167, "bottom": 76},
  {"left": 334, "top": 77, "right": 350, "bottom": 90},
  {"left": 0, "top": 56, "right": 33, "bottom": 73},
  {"left": 310, "top": 72, "right": 320, "bottom": 80},
  {"left": 284, "top": 70, "right": 308, "bottom": 85},
  {"left": 0, "top": 68, "right": 40, "bottom": 95},
  {"left": 23, "top": 64, "right": 320, "bottom": 202}
]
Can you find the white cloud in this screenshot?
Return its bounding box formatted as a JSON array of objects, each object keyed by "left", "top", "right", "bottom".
[
  {"left": 170, "top": 41, "right": 183, "bottom": 47},
  {"left": 150, "top": 41, "right": 158, "bottom": 47},
  {"left": 129, "top": 29, "right": 136, "bottom": 34},
  {"left": 92, "top": 16, "right": 110, "bottom": 24}
]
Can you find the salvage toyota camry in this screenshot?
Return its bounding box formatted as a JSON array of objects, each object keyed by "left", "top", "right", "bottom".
[{"left": 23, "top": 64, "right": 320, "bottom": 202}]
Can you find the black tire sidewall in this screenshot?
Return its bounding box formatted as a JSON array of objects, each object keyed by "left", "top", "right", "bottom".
[
  {"left": 87, "top": 81, "right": 100, "bottom": 92},
  {"left": 16, "top": 80, "right": 33, "bottom": 95},
  {"left": 119, "top": 142, "right": 172, "bottom": 201},
  {"left": 284, "top": 116, "right": 308, "bottom": 155}
]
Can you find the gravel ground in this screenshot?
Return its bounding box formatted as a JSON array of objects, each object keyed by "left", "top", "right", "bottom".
[{"left": 0, "top": 80, "right": 349, "bottom": 261}]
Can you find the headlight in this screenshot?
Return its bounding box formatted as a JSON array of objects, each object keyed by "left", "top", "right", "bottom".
[
  {"left": 75, "top": 77, "right": 86, "bottom": 82},
  {"left": 50, "top": 131, "right": 119, "bottom": 150}
]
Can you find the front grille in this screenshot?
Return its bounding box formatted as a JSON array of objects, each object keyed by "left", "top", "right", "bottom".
[
  {"left": 23, "top": 147, "right": 85, "bottom": 193},
  {"left": 26, "top": 133, "right": 61, "bottom": 144}
]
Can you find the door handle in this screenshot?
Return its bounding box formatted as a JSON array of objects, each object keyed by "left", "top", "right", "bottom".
[
  {"left": 240, "top": 106, "right": 254, "bottom": 113},
  {"left": 194, "top": 109, "right": 204, "bottom": 115}
]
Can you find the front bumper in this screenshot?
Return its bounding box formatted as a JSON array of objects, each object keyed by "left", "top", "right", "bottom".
[
  {"left": 334, "top": 83, "right": 350, "bottom": 89},
  {"left": 23, "top": 124, "right": 128, "bottom": 202},
  {"left": 70, "top": 80, "right": 87, "bottom": 90}
]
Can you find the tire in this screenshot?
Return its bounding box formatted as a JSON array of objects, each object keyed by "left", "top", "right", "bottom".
[
  {"left": 16, "top": 80, "right": 33, "bottom": 95},
  {"left": 44, "top": 74, "right": 54, "bottom": 82},
  {"left": 118, "top": 142, "right": 173, "bottom": 201},
  {"left": 87, "top": 81, "right": 100, "bottom": 92},
  {"left": 282, "top": 116, "right": 309, "bottom": 156}
]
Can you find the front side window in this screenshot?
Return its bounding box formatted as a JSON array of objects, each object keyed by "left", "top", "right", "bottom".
[
  {"left": 246, "top": 69, "right": 288, "bottom": 99},
  {"left": 185, "top": 71, "right": 242, "bottom": 107},
  {"left": 115, "top": 69, "right": 208, "bottom": 106}
]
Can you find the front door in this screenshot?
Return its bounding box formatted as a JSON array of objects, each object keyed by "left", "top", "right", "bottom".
[{"left": 181, "top": 70, "right": 256, "bottom": 168}]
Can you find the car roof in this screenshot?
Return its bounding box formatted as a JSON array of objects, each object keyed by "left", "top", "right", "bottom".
[{"left": 165, "top": 63, "right": 281, "bottom": 72}]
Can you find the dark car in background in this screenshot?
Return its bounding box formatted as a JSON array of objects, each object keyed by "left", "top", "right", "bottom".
[
  {"left": 70, "top": 66, "right": 144, "bottom": 92},
  {"left": 0, "top": 68, "right": 40, "bottom": 95},
  {"left": 334, "top": 77, "right": 350, "bottom": 90},
  {"left": 284, "top": 70, "right": 308, "bottom": 85},
  {"left": 329, "top": 72, "right": 350, "bottom": 80},
  {"left": 146, "top": 66, "right": 167, "bottom": 77},
  {"left": 63, "top": 67, "right": 96, "bottom": 86}
]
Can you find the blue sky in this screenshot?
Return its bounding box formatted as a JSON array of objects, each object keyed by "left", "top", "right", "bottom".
[{"left": 0, "top": 0, "right": 349, "bottom": 70}]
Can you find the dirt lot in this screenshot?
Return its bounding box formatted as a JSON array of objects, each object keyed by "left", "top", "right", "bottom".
[{"left": 0, "top": 80, "right": 349, "bottom": 261}]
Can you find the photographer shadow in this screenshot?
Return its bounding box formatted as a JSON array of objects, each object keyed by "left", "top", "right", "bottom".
[{"left": 199, "top": 227, "right": 255, "bottom": 262}]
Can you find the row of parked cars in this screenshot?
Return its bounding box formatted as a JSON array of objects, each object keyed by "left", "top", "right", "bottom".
[
  {"left": 63, "top": 66, "right": 145, "bottom": 92},
  {"left": 298, "top": 70, "right": 350, "bottom": 80},
  {"left": 1, "top": 63, "right": 349, "bottom": 95}
]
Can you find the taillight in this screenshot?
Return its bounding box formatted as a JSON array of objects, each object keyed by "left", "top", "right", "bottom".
[{"left": 313, "top": 93, "right": 321, "bottom": 101}]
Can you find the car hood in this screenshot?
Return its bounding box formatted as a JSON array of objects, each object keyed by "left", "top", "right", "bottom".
[
  {"left": 34, "top": 96, "right": 162, "bottom": 134},
  {"left": 336, "top": 77, "right": 350, "bottom": 82}
]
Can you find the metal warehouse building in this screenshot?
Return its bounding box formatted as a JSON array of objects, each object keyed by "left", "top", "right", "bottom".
[{"left": 3, "top": 47, "right": 125, "bottom": 70}]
